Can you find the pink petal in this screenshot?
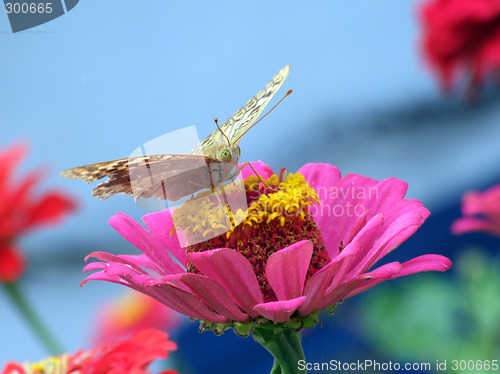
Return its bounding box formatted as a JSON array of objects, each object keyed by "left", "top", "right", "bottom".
[
  {"left": 117, "top": 254, "right": 165, "bottom": 274},
  {"left": 322, "top": 176, "right": 411, "bottom": 254},
  {"left": 151, "top": 282, "right": 229, "bottom": 323},
  {"left": 109, "top": 213, "right": 184, "bottom": 274},
  {"left": 323, "top": 173, "right": 379, "bottom": 246},
  {"left": 347, "top": 207, "right": 428, "bottom": 278},
  {"left": 299, "top": 243, "right": 358, "bottom": 316},
  {"left": 462, "top": 186, "right": 500, "bottom": 215},
  {"left": 319, "top": 260, "right": 402, "bottom": 308},
  {"left": 298, "top": 163, "right": 342, "bottom": 250},
  {"left": 103, "top": 263, "right": 153, "bottom": 281},
  {"left": 298, "top": 163, "right": 342, "bottom": 198},
  {"left": 337, "top": 214, "right": 385, "bottom": 276},
  {"left": 142, "top": 210, "right": 187, "bottom": 266},
  {"left": 187, "top": 248, "right": 263, "bottom": 318},
  {"left": 310, "top": 278, "right": 365, "bottom": 311},
  {"left": 82, "top": 270, "right": 125, "bottom": 286},
  {"left": 84, "top": 251, "right": 148, "bottom": 275},
  {"left": 451, "top": 216, "right": 500, "bottom": 236},
  {"left": 344, "top": 213, "right": 372, "bottom": 247},
  {"left": 82, "top": 263, "right": 150, "bottom": 290},
  {"left": 345, "top": 262, "right": 404, "bottom": 298},
  {"left": 326, "top": 241, "right": 363, "bottom": 292},
  {"left": 265, "top": 240, "right": 313, "bottom": 300},
  {"left": 357, "top": 177, "right": 409, "bottom": 218},
  {"left": 240, "top": 161, "right": 274, "bottom": 180},
  {"left": 83, "top": 262, "right": 109, "bottom": 272},
  {"left": 364, "top": 261, "right": 403, "bottom": 279},
  {"left": 150, "top": 274, "right": 192, "bottom": 293},
  {"left": 396, "top": 254, "right": 452, "bottom": 277},
  {"left": 180, "top": 273, "right": 249, "bottom": 321},
  {"left": 298, "top": 264, "right": 337, "bottom": 316},
  {"left": 374, "top": 201, "right": 430, "bottom": 259},
  {"left": 253, "top": 297, "right": 306, "bottom": 323}
]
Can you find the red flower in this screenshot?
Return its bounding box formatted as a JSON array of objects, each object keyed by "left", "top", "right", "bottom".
[
  {"left": 72, "top": 329, "right": 178, "bottom": 374},
  {"left": 1, "top": 329, "right": 179, "bottom": 374},
  {"left": 0, "top": 143, "right": 76, "bottom": 283},
  {"left": 419, "top": 0, "right": 500, "bottom": 93}
]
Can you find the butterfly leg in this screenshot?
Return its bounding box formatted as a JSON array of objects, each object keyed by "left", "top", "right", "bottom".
[{"left": 236, "top": 162, "right": 279, "bottom": 192}]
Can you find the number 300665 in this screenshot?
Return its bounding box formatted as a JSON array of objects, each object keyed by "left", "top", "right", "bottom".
[{"left": 5, "top": 2, "right": 53, "bottom": 14}]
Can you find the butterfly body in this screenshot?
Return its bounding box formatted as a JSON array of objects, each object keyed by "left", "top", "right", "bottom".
[{"left": 61, "top": 65, "right": 290, "bottom": 202}]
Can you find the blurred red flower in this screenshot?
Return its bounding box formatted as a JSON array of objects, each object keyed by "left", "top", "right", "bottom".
[
  {"left": 92, "top": 291, "right": 183, "bottom": 346},
  {"left": 0, "top": 143, "right": 76, "bottom": 283},
  {"left": 1, "top": 329, "right": 179, "bottom": 374},
  {"left": 420, "top": 0, "right": 500, "bottom": 93}
]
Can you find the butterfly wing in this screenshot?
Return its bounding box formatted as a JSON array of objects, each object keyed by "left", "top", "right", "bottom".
[
  {"left": 62, "top": 65, "right": 290, "bottom": 201},
  {"left": 191, "top": 65, "right": 290, "bottom": 156},
  {"left": 61, "top": 154, "right": 230, "bottom": 201}
]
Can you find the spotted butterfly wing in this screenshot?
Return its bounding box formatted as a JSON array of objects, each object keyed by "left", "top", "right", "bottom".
[
  {"left": 62, "top": 154, "right": 233, "bottom": 202},
  {"left": 61, "top": 65, "right": 290, "bottom": 201},
  {"left": 191, "top": 64, "right": 290, "bottom": 157}
]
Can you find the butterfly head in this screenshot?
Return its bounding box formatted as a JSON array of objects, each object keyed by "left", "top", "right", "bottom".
[{"left": 217, "top": 145, "right": 241, "bottom": 163}]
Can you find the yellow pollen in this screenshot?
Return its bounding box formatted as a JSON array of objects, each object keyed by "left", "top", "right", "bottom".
[
  {"left": 240, "top": 172, "right": 319, "bottom": 230},
  {"left": 24, "top": 355, "right": 69, "bottom": 374},
  {"left": 172, "top": 172, "right": 320, "bottom": 242}
]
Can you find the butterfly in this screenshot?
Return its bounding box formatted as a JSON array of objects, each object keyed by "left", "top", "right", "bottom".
[{"left": 61, "top": 65, "right": 290, "bottom": 203}]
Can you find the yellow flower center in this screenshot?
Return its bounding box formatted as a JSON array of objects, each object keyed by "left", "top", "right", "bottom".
[
  {"left": 22, "top": 356, "right": 70, "bottom": 374},
  {"left": 242, "top": 173, "right": 318, "bottom": 228},
  {"left": 175, "top": 171, "right": 330, "bottom": 302}
]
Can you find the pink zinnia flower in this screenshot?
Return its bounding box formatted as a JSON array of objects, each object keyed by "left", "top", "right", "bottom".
[
  {"left": 451, "top": 184, "right": 500, "bottom": 236},
  {"left": 82, "top": 162, "right": 451, "bottom": 333},
  {"left": 0, "top": 143, "right": 76, "bottom": 283},
  {"left": 1, "top": 329, "right": 178, "bottom": 374}
]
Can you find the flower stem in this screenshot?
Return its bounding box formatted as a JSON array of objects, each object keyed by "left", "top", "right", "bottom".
[
  {"left": 252, "top": 326, "right": 306, "bottom": 374},
  {"left": 2, "top": 282, "right": 63, "bottom": 355}
]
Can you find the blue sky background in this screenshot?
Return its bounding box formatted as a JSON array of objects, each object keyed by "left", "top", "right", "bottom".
[{"left": 2, "top": 0, "right": 500, "bottom": 370}]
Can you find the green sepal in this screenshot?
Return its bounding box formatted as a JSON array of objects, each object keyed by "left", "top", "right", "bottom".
[
  {"left": 328, "top": 303, "right": 338, "bottom": 314},
  {"left": 233, "top": 321, "right": 255, "bottom": 337},
  {"left": 302, "top": 311, "right": 320, "bottom": 328},
  {"left": 213, "top": 323, "right": 230, "bottom": 335},
  {"left": 287, "top": 318, "right": 302, "bottom": 330}
]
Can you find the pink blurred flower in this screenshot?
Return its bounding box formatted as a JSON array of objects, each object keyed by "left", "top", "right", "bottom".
[
  {"left": 92, "top": 291, "right": 183, "bottom": 346},
  {"left": 419, "top": 0, "right": 500, "bottom": 94},
  {"left": 82, "top": 162, "right": 451, "bottom": 330},
  {"left": 1, "top": 329, "right": 178, "bottom": 374},
  {"left": 451, "top": 184, "right": 500, "bottom": 236},
  {"left": 0, "top": 143, "right": 76, "bottom": 283}
]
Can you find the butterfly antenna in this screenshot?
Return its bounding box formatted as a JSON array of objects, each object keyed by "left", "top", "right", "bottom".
[
  {"left": 251, "top": 89, "right": 293, "bottom": 128},
  {"left": 214, "top": 118, "right": 231, "bottom": 146},
  {"left": 241, "top": 162, "right": 279, "bottom": 193}
]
